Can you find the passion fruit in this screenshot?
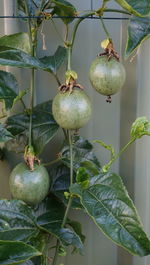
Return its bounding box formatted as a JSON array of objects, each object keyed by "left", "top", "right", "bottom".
[
  {"left": 52, "top": 88, "right": 92, "bottom": 130},
  {"left": 9, "top": 163, "right": 50, "bottom": 205},
  {"left": 89, "top": 55, "right": 126, "bottom": 96}
]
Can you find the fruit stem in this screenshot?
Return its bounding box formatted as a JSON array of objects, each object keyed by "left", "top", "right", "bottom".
[
  {"left": 67, "top": 46, "right": 72, "bottom": 71},
  {"left": 70, "top": 8, "right": 130, "bottom": 50},
  {"left": 71, "top": 11, "right": 95, "bottom": 49},
  {"left": 25, "top": 0, "right": 37, "bottom": 147},
  {"left": 100, "top": 17, "right": 110, "bottom": 39},
  {"left": 52, "top": 130, "right": 74, "bottom": 265},
  {"left": 52, "top": 73, "right": 61, "bottom": 86}
]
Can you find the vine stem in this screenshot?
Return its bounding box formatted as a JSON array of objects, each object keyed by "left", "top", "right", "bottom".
[
  {"left": 43, "top": 157, "right": 62, "bottom": 167},
  {"left": 102, "top": 138, "right": 136, "bottom": 172},
  {"left": 70, "top": 8, "right": 130, "bottom": 50},
  {"left": 25, "top": 0, "right": 37, "bottom": 147},
  {"left": 52, "top": 130, "right": 74, "bottom": 265}
]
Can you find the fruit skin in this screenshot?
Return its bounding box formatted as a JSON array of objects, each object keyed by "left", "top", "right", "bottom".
[
  {"left": 9, "top": 163, "right": 50, "bottom": 205},
  {"left": 89, "top": 55, "right": 126, "bottom": 96},
  {"left": 52, "top": 88, "right": 92, "bottom": 130}
]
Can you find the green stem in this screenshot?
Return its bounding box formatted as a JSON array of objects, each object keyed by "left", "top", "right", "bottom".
[
  {"left": 62, "top": 128, "right": 68, "bottom": 141},
  {"left": 29, "top": 67, "right": 35, "bottom": 146},
  {"left": 102, "top": 138, "right": 136, "bottom": 172},
  {"left": 52, "top": 130, "right": 74, "bottom": 265},
  {"left": 61, "top": 196, "right": 73, "bottom": 228},
  {"left": 52, "top": 240, "right": 60, "bottom": 265},
  {"left": 71, "top": 11, "right": 95, "bottom": 49},
  {"left": 100, "top": 17, "right": 110, "bottom": 39},
  {"left": 65, "top": 24, "right": 69, "bottom": 43},
  {"left": 43, "top": 157, "right": 62, "bottom": 167},
  {"left": 70, "top": 8, "right": 130, "bottom": 50},
  {"left": 52, "top": 73, "right": 61, "bottom": 86},
  {"left": 20, "top": 98, "right": 26, "bottom": 109},
  {"left": 104, "top": 8, "right": 131, "bottom": 15},
  {"left": 51, "top": 19, "right": 64, "bottom": 44},
  {"left": 68, "top": 130, "right": 73, "bottom": 185},
  {"left": 25, "top": 0, "right": 37, "bottom": 147},
  {"left": 67, "top": 46, "right": 72, "bottom": 70}
]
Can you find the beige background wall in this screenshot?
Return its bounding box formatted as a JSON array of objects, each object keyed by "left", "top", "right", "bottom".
[{"left": 0, "top": 1, "right": 150, "bottom": 265}]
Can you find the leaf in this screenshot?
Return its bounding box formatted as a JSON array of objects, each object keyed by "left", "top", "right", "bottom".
[
  {"left": 125, "top": 16, "right": 150, "bottom": 58},
  {"left": 50, "top": 164, "right": 83, "bottom": 209},
  {"left": 17, "top": 0, "right": 39, "bottom": 16},
  {"left": 0, "top": 70, "right": 18, "bottom": 110},
  {"left": 80, "top": 160, "right": 100, "bottom": 178},
  {"left": 67, "top": 220, "right": 85, "bottom": 244},
  {"left": 115, "top": 0, "right": 150, "bottom": 17},
  {"left": 17, "top": 0, "right": 51, "bottom": 16},
  {"left": 0, "top": 47, "right": 66, "bottom": 73},
  {"left": 0, "top": 125, "right": 14, "bottom": 142},
  {"left": 6, "top": 100, "right": 59, "bottom": 154},
  {"left": 0, "top": 48, "right": 45, "bottom": 70},
  {"left": 0, "top": 33, "right": 31, "bottom": 54},
  {"left": 0, "top": 199, "right": 38, "bottom": 241},
  {"left": 61, "top": 135, "right": 101, "bottom": 170},
  {"left": 40, "top": 46, "right": 67, "bottom": 74},
  {"left": 71, "top": 172, "right": 150, "bottom": 256},
  {"left": 0, "top": 241, "right": 41, "bottom": 265},
  {"left": 52, "top": 0, "right": 77, "bottom": 24},
  {"left": 37, "top": 197, "right": 83, "bottom": 254},
  {"left": 76, "top": 167, "right": 90, "bottom": 189},
  {"left": 130, "top": 116, "right": 150, "bottom": 139}
]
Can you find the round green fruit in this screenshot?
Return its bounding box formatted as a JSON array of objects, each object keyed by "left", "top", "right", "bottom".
[
  {"left": 9, "top": 163, "right": 50, "bottom": 205},
  {"left": 52, "top": 88, "right": 92, "bottom": 130},
  {"left": 89, "top": 55, "right": 126, "bottom": 96}
]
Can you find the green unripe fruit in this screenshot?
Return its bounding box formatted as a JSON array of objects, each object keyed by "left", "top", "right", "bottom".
[
  {"left": 9, "top": 163, "right": 50, "bottom": 205},
  {"left": 89, "top": 55, "right": 126, "bottom": 96},
  {"left": 52, "top": 88, "right": 92, "bottom": 130}
]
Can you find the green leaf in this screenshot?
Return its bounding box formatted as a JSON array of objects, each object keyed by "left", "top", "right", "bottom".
[
  {"left": 0, "top": 48, "right": 45, "bottom": 69},
  {"left": 80, "top": 160, "right": 100, "bottom": 178},
  {"left": 0, "top": 70, "right": 18, "bottom": 110},
  {"left": 0, "top": 47, "right": 66, "bottom": 73},
  {"left": 130, "top": 116, "right": 150, "bottom": 139},
  {"left": 0, "top": 125, "right": 14, "bottom": 142},
  {"left": 37, "top": 197, "right": 83, "bottom": 254},
  {"left": 6, "top": 100, "right": 59, "bottom": 154},
  {"left": 61, "top": 135, "right": 101, "bottom": 170},
  {"left": 0, "top": 240, "right": 41, "bottom": 265},
  {"left": 0, "top": 33, "right": 31, "bottom": 54},
  {"left": 76, "top": 167, "right": 90, "bottom": 189},
  {"left": 72, "top": 172, "right": 150, "bottom": 256},
  {"left": 0, "top": 199, "right": 38, "bottom": 241},
  {"left": 50, "top": 164, "right": 83, "bottom": 209},
  {"left": 115, "top": 0, "right": 150, "bottom": 17},
  {"left": 67, "top": 220, "right": 85, "bottom": 244},
  {"left": 40, "top": 46, "right": 67, "bottom": 74},
  {"left": 52, "top": 0, "right": 77, "bottom": 24},
  {"left": 125, "top": 16, "right": 150, "bottom": 58},
  {"left": 17, "top": 0, "right": 51, "bottom": 16}
]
